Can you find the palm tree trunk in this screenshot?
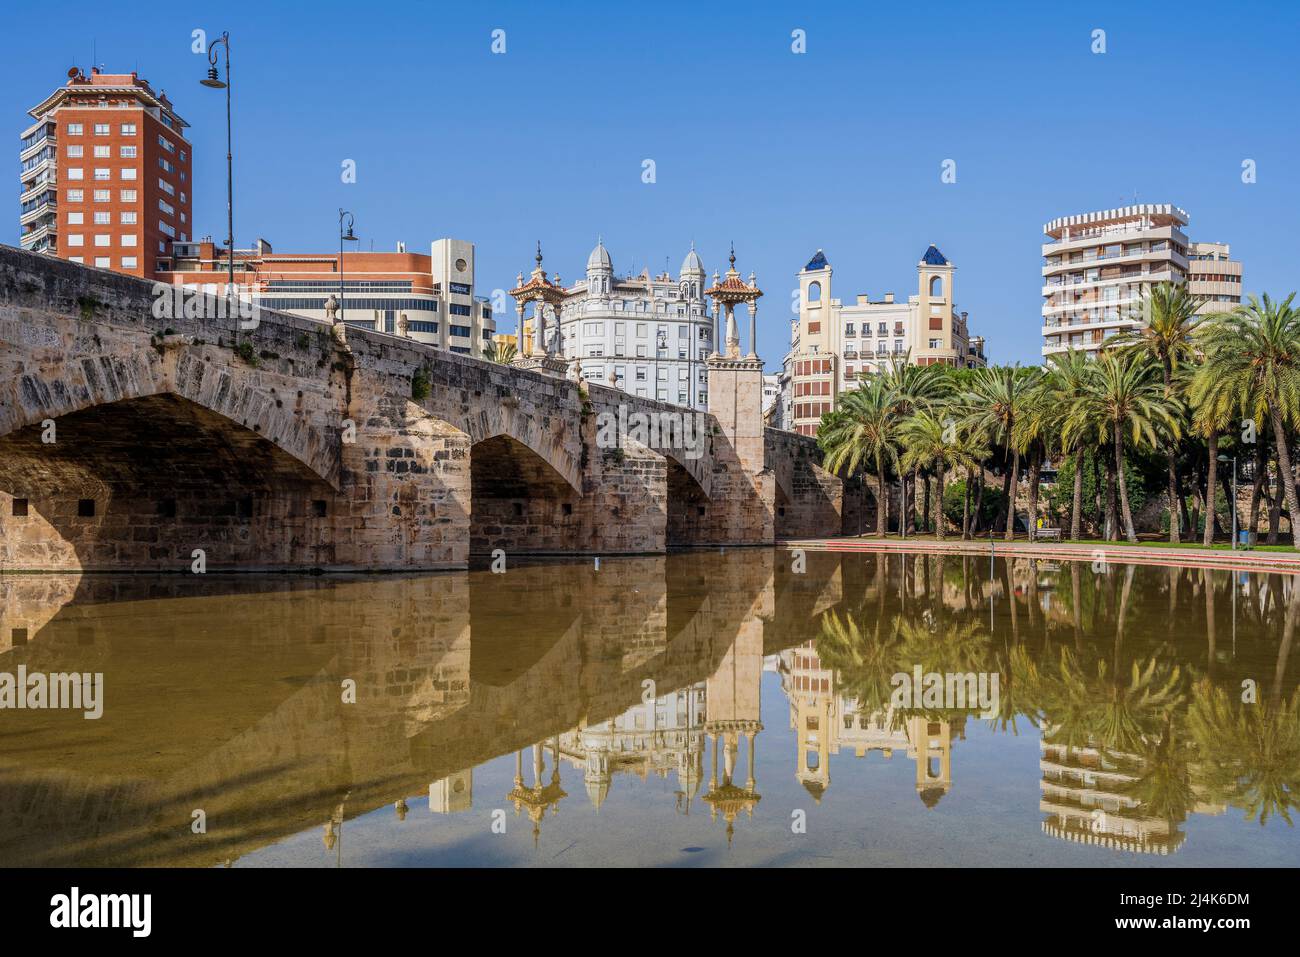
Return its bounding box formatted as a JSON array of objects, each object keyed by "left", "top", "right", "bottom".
[
  {"left": 1203, "top": 431, "right": 1218, "bottom": 546},
  {"left": 972, "top": 469, "right": 986, "bottom": 534},
  {"left": 1104, "top": 447, "right": 1119, "bottom": 541},
  {"left": 934, "top": 469, "right": 946, "bottom": 540},
  {"left": 1004, "top": 449, "right": 1021, "bottom": 542},
  {"left": 922, "top": 473, "right": 931, "bottom": 534},
  {"left": 876, "top": 455, "right": 888, "bottom": 537},
  {"left": 1166, "top": 450, "right": 1181, "bottom": 543},
  {"left": 1114, "top": 422, "right": 1138, "bottom": 543},
  {"left": 1027, "top": 454, "right": 1042, "bottom": 543},
  {"left": 1093, "top": 452, "right": 1104, "bottom": 536},
  {"left": 1269, "top": 402, "right": 1300, "bottom": 547},
  {"left": 962, "top": 468, "right": 972, "bottom": 540},
  {"left": 1070, "top": 449, "right": 1084, "bottom": 540},
  {"left": 1248, "top": 440, "right": 1267, "bottom": 546}
]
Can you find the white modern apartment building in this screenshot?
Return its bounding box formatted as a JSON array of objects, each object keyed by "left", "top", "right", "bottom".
[
  {"left": 552, "top": 240, "right": 714, "bottom": 410},
  {"left": 1040, "top": 204, "right": 1241, "bottom": 358}
]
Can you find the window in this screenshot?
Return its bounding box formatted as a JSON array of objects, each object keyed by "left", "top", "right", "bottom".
[
  {"left": 120, "top": 123, "right": 136, "bottom": 135},
  {"left": 93, "top": 145, "right": 110, "bottom": 158},
  {"left": 94, "top": 257, "right": 110, "bottom": 268},
  {"left": 120, "top": 189, "right": 136, "bottom": 202},
  {"left": 66, "top": 189, "right": 83, "bottom": 202},
  {"left": 120, "top": 146, "right": 137, "bottom": 158},
  {"left": 120, "top": 211, "right": 137, "bottom": 224},
  {"left": 67, "top": 212, "right": 83, "bottom": 225},
  {"left": 807, "top": 280, "right": 822, "bottom": 302},
  {"left": 67, "top": 123, "right": 83, "bottom": 135},
  {"left": 636, "top": 368, "right": 647, "bottom": 381},
  {"left": 94, "top": 189, "right": 110, "bottom": 202},
  {"left": 67, "top": 167, "right": 84, "bottom": 180},
  {"left": 93, "top": 168, "right": 110, "bottom": 180},
  {"left": 158, "top": 198, "right": 175, "bottom": 216},
  {"left": 158, "top": 220, "right": 175, "bottom": 238},
  {"left": 121, "top": 234, "right": 137, "bottom": 247},
  {"left": 66, "top": 145, "right": 83, "bottom": 158},
  {"left": 120, "top": 168, "right": 137, "bottom": 181},
  {"left": 158, "top": 178, "right": 174, "bottom": 196},
  {"left": 121, "top": 256, "right": 137, "bottom": 269},
  {"left": 67, "top": 234, "right": 84, "bottom": 247},
  {"left": 93, "top": 211, "right": 110, "bottom": 225},
  {"left": 94, "top": 235, "right": 111, "bottom": 247},
  {"left": 93, "top": 124, "right": 109, "bottom": 136},
  {"left": 158, "top": 157, "right": 174, "bottom": 173}
]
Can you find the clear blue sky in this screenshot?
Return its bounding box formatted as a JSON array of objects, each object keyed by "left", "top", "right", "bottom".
[{"left": 7, "top": 0, "right": 1297, "bottom": 368}]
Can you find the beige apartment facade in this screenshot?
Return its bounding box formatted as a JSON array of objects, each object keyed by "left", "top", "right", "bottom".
[
  {"left": 1040, "top": 204, "right": 1242, "bottom": 358},
  {"left": 784, "top": 246, "right": 986, "bottom": 437}
]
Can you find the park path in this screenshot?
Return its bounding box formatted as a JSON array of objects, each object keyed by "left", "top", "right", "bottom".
[{"left": 778, "top": 535, "right": 1300, "bottom": 575}]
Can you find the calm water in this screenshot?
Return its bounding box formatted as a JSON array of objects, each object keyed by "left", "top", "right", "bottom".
[{"left": 0, "top": 549, "right": 1297, "bottom": 868}]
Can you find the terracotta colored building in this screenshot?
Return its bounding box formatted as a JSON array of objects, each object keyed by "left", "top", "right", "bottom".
[{"left": 20, "top": 67, "right": 192, "bottom": 280}]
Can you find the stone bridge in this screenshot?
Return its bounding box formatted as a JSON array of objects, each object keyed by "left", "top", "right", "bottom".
[{"left": 0, "top": 245, "right": 858, "bottom": 572}]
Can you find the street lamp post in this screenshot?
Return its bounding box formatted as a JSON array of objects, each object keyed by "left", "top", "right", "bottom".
[
  {"left": 200, "top": 32, "right": 234, "bottom": 326},
  {"left": 338, "top": 209, "right": 358, "bottom": 325},
  {"left": 1218, "top": 453, "right": 1238, "bottom": 549}
]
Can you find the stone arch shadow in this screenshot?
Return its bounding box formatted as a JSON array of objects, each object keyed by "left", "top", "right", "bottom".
[{"left": 0, "top": 391, "right": 342, "bottom": 572}]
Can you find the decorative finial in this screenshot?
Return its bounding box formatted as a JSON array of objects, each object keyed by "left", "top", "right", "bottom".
[
  {"left": 729, "top": 242, "right": 736, "bottom": 269},
  {"left": 535, "top": 241, "right": 543, "bottom": 267}
]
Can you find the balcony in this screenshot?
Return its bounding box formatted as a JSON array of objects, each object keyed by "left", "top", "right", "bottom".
[
  {"left": 19, "top": 200, "right": 56, "bottom": 227},
  {"left": 1043, "top": 224, "right": 1188, "bottom": 254},
  {"left": 1042, "top": 269, "right": 1175, "bottom": 295},
  {"left": 19, "top": 222, "right": 55, "bottom": 249},
  {"left": 19, "top": 132, "right": 55, "bottom": 164}
]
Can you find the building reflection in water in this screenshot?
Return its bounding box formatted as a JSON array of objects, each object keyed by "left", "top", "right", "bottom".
[{"left": 0, "top": 551, "right": 1296, "bottom": 866}]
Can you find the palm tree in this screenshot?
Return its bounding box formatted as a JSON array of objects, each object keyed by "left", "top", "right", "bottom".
[
  {"left": 881, "top": 355, "right": 951, "bottom": 530},
  {"left": 1065, "top": 352, "right": 1179, "bottom": 542},
  {"left": 482, "top": 339, "right": 518, "bottom": 364},
  {"left": 819, "top": 377, "right": 901, "bottom": 536},
  {"left": 1110, "top": 282, "right": 1203, "bottom": 543},
  {"left": 1189, "top": 355, "right": 1242, "bottom": 545},
  {"left": 899, "top": 409, "right": 987, "bottom": 540},
  {"left": 963, "top": 366, "right": 1036, "bottom": 541},
  {"left": 1013, "top": 374, "right": 1061, "bottom": 542},
  {"left": 1040, "top": 350, "right": 1092, "bottom": 539},
  {"left": 1198, "top": 294, "right": 1300, "bottom": 546}
]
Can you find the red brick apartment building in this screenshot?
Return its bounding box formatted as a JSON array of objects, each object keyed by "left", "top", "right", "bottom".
[{"left": 19, "top": 67, "right": 192, "bottom": 279}]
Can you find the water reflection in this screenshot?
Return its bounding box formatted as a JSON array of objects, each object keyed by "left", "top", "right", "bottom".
[{"left": 0, "top": 550, "right": 1295, "bottom": 867}]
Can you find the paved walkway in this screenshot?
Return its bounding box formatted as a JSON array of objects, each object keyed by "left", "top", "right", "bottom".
[{"left": 779, "top": 535, "right": 1300, "bottom": 574}]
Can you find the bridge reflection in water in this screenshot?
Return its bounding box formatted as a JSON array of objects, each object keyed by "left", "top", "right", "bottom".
[{"left": 0, "top": 550, "right": 1297, "bottom": 867}]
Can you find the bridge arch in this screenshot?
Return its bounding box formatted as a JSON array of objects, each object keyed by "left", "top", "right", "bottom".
[
  {"left": 0, "top": 347, "right": 340, "bottom": 489},
  {"left": 468, "top": 432, "right": 583, "bottom": 555},
  {"left": 0, "top": 390, "right": 343, "bottom": 572}
]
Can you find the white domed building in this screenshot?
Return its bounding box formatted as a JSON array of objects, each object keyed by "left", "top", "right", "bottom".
[{"left": 553, "top": 239, "right": 715, "bottom": 410}]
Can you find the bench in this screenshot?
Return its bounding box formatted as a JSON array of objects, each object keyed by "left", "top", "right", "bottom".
[{"left": 1035, "top": 528, "right": 1062, "bottom": 541}]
